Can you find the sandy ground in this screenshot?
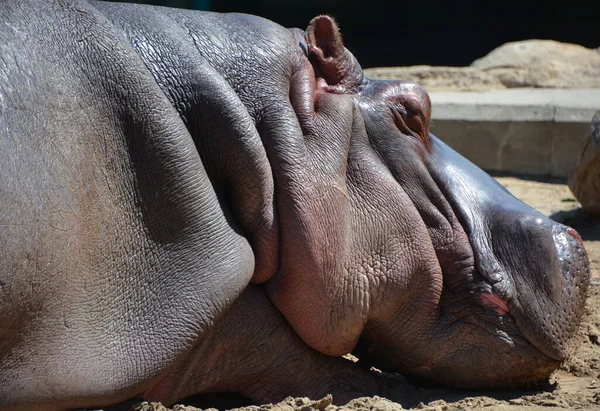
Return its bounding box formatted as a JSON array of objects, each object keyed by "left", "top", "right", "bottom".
[{"left": 133, "top": 176, "right": 600, "bottom": 411}]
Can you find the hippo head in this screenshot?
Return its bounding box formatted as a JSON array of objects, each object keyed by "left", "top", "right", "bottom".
[
  {"left": 262, "top": 16, "right": 591, "bottom": 389},
  {"left": 352, "top": 81, "right": 590, "bottom": 387}
]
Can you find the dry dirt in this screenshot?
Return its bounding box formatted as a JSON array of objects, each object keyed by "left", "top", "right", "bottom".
[{"left": 132, "top": 176, "right": 600, "bottom": 411}]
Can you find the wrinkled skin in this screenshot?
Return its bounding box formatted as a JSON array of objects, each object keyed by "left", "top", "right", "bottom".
[{"left": 0, "top": 1, "right": 590, "bottom": 410}]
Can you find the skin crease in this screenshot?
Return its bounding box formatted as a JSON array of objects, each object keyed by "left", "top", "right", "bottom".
[{"left": 0, "top": 2, "right": 590, "bottom": 410}]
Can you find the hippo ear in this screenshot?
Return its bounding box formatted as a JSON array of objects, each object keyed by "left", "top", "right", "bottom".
[{"left": 306, "top": 15, "right": 363, "bottom": 91}]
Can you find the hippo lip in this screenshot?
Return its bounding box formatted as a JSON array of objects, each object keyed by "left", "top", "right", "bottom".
[
  {"left": 461, "top": 260, "right": 557, "bottom": 360},
  {"left": 470, "top": 281, "right": 564, "bottom": 365},
  {"left": 474, "top": 279, "right": 515, "bottom": 320},
  {"left": 473, "top": 270, "right": 563, "bottom": 361}
]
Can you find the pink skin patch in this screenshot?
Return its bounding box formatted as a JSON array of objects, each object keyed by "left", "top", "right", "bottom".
[
  {"left": 481, "top": 292, "right": 510, "bottom": 315},
  {"left": 567, "top": 228, "right": 583, "bottom": 244}
]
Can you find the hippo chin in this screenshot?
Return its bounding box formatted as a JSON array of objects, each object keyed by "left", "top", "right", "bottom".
[{"left": 0, "top": 1, "right": 590, "bottom": 410}]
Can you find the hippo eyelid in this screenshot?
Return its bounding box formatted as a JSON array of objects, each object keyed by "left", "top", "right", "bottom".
[
  {"left": 389, "top": 103, "right": 418, "bottom": 133},
  {"left": 403, "top": 98, "right": 426, "bottom": 123},
  {"left": 389, "top": 104, "right": 431, "bottom": 151},
  {"left": 394, "top": 103, "right": 407, "bottom": 116},
  {"left": 389, "top": 104, "right": 410, "bottom": 132}
]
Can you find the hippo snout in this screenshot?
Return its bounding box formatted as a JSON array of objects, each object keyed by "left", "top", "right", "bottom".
[
  {"left": 422, "top": 136, "right": 591, "bottom": 386},
  {"left": 480, "top": 214, "right": 590, "bottom": 363},
  {"left": 527, "top": 222, "right": 590, "bottom": 360},
  {"left": 355, "top": 134, "right": 591, "bottom": 390}
]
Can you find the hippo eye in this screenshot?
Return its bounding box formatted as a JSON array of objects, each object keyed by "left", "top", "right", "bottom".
[
  {"left": 394, "top": 104, "right": 407, "bottom": 117},
  {"left": 391, "top": 102, "right": 428, "bottom": 147}
]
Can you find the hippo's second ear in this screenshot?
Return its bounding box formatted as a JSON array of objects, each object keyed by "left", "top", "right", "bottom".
[{"left": 306, "top": 16, "right": 363, "bottom": 92}]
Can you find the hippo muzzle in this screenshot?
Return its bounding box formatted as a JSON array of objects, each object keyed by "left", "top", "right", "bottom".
[
  {"left": 431, "top": 136, "right": 589, "bottom": 363},
  {"left": 354, "top": 132, "right": 590, "bottom": 388}
]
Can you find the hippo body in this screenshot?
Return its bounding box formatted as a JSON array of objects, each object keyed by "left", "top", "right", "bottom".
[{"left": 0, "top": 1, "right": 590, "bottom": 410}]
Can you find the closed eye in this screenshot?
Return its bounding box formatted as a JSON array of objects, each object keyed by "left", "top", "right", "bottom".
[
  {"left": 391, "top": 103, "right": 430, "bottom": 150},
  {"left": 395, "top": 104, "right": 407, "bottom": 117}
]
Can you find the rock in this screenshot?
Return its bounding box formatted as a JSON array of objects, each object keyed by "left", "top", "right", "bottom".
[
  {"left": 364, "top": 40, "right": 600, "bottom": 92},
  {"left": 471, "top": 40, "right": 600, "bottom": 89},
  {"left": 363, "top": 66, "right": 506, "bottom": 92},
  {"left": 569, "top": 111, "right": 600, "bottom": 215},
  {"left": 342, "top": 396, "right": 405, "bottom": 411}
]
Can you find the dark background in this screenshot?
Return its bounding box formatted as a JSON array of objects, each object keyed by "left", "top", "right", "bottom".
[{"left": 112, "top": 0, "right": 599, "bottom": 68}]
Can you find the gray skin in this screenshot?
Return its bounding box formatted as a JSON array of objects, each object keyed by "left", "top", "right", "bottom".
[{"left": 0, "top": 1, "right": 590, "bottom": 410}]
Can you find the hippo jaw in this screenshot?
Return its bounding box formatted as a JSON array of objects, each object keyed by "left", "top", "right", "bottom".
[{"left": 353, "top": 223, "right": 589, "bottom": 389}]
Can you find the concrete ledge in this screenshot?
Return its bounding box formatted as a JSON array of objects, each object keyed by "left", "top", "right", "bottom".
[{"left": 429, "top": 88, "right": 600, "bottom": 178}]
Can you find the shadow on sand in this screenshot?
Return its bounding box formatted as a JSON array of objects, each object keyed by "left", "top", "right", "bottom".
[{"left": 550, "top": 208, "right": 600, "bottom": 242}]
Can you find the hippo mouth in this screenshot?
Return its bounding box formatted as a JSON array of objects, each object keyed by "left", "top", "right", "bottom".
[
  {"left": 468, "top": 223, "right": 589, "bottom": 363},
  {"left": 480, "top": 289, "right": 510, "bottom": 316},
  {"left": 353, "top": 224, "right": 583, "bottom": 388}
]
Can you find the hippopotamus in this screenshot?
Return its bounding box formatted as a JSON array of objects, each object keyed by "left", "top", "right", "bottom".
[{"left": 0, "top": 1, "right": 590, "bottom": 410}]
